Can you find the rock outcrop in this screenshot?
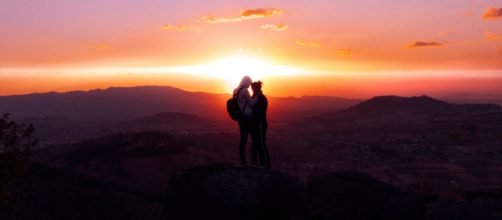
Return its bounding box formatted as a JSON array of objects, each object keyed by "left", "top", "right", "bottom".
[
  {"left": 163, "top": 165, "right": 424, "bottom": 220},
  {"left": 163, "top": 164, "right": 308, "bottom": 220},
  {"left": 308, "top": 171, "right": 423, "bottom": 220}
]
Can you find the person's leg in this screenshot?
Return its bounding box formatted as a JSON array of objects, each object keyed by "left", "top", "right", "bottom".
[
  {"left": 238, "top": 120, "right": 248, "bottom": 167},
  {"left": 261, "top": 125, "right": 271, "bottom": 169},
  {"left": 252, "top": 122, "right": 263, "bottom": 166},
  {"left": 250, "top": 121, "right": 260, "bottom": 165}
]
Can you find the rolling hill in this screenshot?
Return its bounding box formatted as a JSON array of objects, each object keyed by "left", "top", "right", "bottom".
[
  {"left": 317, "top": 95, "right": 502, "bottom": 121},
  {"left": 0, "top": 86, "right": 360, "bottom": 144}
]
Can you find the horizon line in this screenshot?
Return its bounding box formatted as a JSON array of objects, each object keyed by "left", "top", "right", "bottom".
[{"left": 2, "top": 84, "right": 502, "bottom": 104}]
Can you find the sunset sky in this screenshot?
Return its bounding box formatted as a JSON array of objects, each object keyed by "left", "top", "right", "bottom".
[{"left": 1, "top": 0, "right": 501, "bottom": 97}]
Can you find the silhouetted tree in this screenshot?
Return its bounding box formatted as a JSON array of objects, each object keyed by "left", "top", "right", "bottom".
[{"left": 0, "top": 113, "right": 37, "bottom": 218}]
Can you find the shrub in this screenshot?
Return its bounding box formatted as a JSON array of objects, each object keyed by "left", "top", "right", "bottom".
[{"left": 0, "top": 113, "right": 37, "bottom": 217}]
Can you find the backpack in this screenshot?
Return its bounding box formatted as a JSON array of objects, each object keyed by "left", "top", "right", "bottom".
[{"left": 226, "top": 88, "right": 247, "bottom": 121}]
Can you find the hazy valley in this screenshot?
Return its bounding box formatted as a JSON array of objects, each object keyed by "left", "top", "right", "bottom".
[{"left": 2, "top": 86, "right": 502, "bottom": 219}]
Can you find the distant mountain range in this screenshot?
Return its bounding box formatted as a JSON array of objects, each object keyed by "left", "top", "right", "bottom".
[
  {"left": 3, "top": 86, "right": 501, "bottom": 144},
  {"left": 0, "top": 86, "right": 360, "bottom": 122},
  {"left": 0, "top": 86, "right": 228, "bottom": 122},
  {"left": 0, "top": 86, "right": 360, "bottom": 144}
]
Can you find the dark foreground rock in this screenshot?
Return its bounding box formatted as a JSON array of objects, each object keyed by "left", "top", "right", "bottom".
[
  {"left": 10, "top": 165, "right": 131, "bottom": 220},
  {"left": 425, "top": 191, "right": 502, "bottom": 220},
  {"left": 11, "top": 163, "right": 500, "bottom": 220},
  {"left": 308, "top": 171, "right": 424, "bottom": 220},
  {"left": 163, "top": 164, "right": 308, "bottom": 220},
  {"left": 163, "top": 165, "right": 425, "bottom": 220}
]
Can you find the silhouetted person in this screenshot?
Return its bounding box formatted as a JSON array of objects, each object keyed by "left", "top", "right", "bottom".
[
  {"left": 250, "top": 81, "right": 270, "bottom": 169},
  {"left": 234, "top": 76, "right": 258, "bottom": 167}
]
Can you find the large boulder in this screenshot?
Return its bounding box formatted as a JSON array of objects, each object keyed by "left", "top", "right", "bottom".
[
  {"left": 308, "top": 171, "right": 423, "bottom": 220},
  {"left": 163, "top": 164, "right": 308, "bottom": 220}
]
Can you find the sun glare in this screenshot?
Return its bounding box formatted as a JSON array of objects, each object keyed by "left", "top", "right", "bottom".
[{"left": 171, "top": 54, "right": 303, "bottom": 92}]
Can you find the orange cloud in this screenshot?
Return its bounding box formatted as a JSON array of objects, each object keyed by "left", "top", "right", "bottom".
[
  {"left": 485, "top": 32, "right": 502, "bottom": 41},
  {"left": 260, "top": 24, "right": 288, "bottom": 31},
  {"left": 408, "top": 41, "right": 442, "bottom": 48},
  {"left": 240, "top": 8, "right": 283, "bottom": 19},
  {"left": 163, "top": 24, "right": 199, "bottom": 31},
  {"left": 296, "top": 40, "right": 322, "bottom": 47},
  {"left": 483, "top": 7, "right": 502, "bottom": 20},
  {"left": 202, "top": 8, "right": 283, "bottom": 23}
]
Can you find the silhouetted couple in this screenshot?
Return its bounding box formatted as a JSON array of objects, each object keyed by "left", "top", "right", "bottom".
[{"left": 234, "top": 76, "right": 270, "bottom": 169}]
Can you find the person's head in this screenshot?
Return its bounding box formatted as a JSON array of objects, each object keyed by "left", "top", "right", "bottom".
[
  {"left": 238, "top": 75, "right": 253, "bottom": 88},
  {"left": 251, "top": 81, "right": 263, "bottom": 92}
]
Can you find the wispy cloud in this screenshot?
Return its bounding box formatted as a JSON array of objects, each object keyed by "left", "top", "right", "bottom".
[
  {"left": 483, "top": 7, "right": 502, "bottom": 20},
  {"left": 408, "top": 41, "right": 442, "bottom": 48},
  {"left": 202, "top": 8, "right": 283, "bottom": 23},
  {"left": 260, "top": 24, "right": 288, "bottom": 31},
  {"left": 296, "top": 40, "right": 322, "bottom": 47},
  {"left": 462, "top": 10, "right": 472, "bottom": 16},
  {"left": 162, "top": 24, "right": 199, "bottom": 31},
  {"left": 202, "top": 16, "right": 242, "bottom": 23},
  {"left": 485, "top": 32, "right": 501, "bottom": 41}
]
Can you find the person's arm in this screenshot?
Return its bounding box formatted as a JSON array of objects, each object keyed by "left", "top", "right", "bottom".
[{"left": 243, "top": 90, "right": 258, "bottom": 106}]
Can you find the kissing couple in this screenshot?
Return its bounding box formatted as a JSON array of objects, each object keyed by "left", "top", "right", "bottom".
[{"left": 233, "top": 76, "right": 270, "bottom": 169}]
